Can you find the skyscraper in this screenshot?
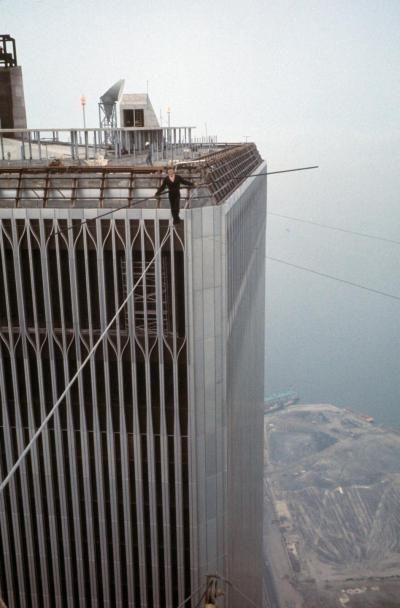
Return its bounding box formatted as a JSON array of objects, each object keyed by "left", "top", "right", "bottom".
[{"left": 0, "top": 142, "right": 266, "bottom": 607}]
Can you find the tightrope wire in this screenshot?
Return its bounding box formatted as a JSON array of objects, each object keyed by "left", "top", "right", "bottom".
[
  {"left": 54, "top": 192, "right": 167, "bottom": 236},
  {"left": 267, "top": 256, "right": 400, "bottom": 302},
  {"left": 215, "top": 573, "right": 259, "bottom": 608},
  {"left": 269, "top": 211, "right": 400, "bottom": 246},
  {"left": 52, "top": 164, "right": 318, "bottom": 237},
  {"left": 176, "top": 584, "right": 205, "bottom": 608}
]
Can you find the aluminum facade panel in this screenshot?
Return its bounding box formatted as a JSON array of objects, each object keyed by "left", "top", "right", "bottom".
[
  {"left": 187, "top": 163, "right": 267, "bottom": 607},
  {"left": 0, "top": 210, "right": 190, "bottom": 607}
]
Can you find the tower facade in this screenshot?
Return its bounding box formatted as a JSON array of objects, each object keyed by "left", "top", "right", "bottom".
[{"left": 0, "top": 145, "right": 266, "bottom": 607}]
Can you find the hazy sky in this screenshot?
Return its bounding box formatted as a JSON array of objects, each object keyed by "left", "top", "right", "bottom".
[
  {"left": 3, "top": 0, "right": 400, "bottom": 422},
  {"left": 3, "top": 1, "right": 399, "bottom": 190},
  {"left": 2, "top": 1, "right": 398, "bottom": 153},
  {"left": 2, "top": 1, "right": 399, "bottom": 219}
]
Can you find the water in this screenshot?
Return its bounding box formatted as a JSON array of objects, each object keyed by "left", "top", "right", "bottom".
[{"left": 263, "top": 144, "right": 400, "bottom": 430}]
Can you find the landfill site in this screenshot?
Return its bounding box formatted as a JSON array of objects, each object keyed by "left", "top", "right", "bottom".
[{"left": 263, "top": 403, "right": 400, "bottom": 608}]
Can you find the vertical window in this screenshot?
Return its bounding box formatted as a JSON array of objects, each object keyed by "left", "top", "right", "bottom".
[{"left": 134, "top": 110, "right": 144, "bottom": 127}]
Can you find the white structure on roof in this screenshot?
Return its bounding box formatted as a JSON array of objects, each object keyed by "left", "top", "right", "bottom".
[
  {"left": 99, "top": 79, "right": 125, "bottom": 130},
  {"left": 120, "top": 93, "right": 160, "bottom": 129}
]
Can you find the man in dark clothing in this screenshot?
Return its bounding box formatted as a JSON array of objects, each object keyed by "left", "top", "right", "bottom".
[
  {"left": 145, "top": 141, "right": 153, "bottom": 165},
  {"left": 155, "top": 166, "right": 194, "bottom": 224}
]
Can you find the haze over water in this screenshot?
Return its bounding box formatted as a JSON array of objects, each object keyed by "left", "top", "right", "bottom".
[{"left": 264, "top": 148, "right": 400, "bottom": 430}]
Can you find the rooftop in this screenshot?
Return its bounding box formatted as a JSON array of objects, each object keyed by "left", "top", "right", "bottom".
[{"left": 0, "top": 142, "right": 263, "bottom": 209}]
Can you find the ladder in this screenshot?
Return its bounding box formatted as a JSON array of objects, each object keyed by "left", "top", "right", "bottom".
[{"left": 121, "top": 256, "right": 170, "bottom": 334}]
